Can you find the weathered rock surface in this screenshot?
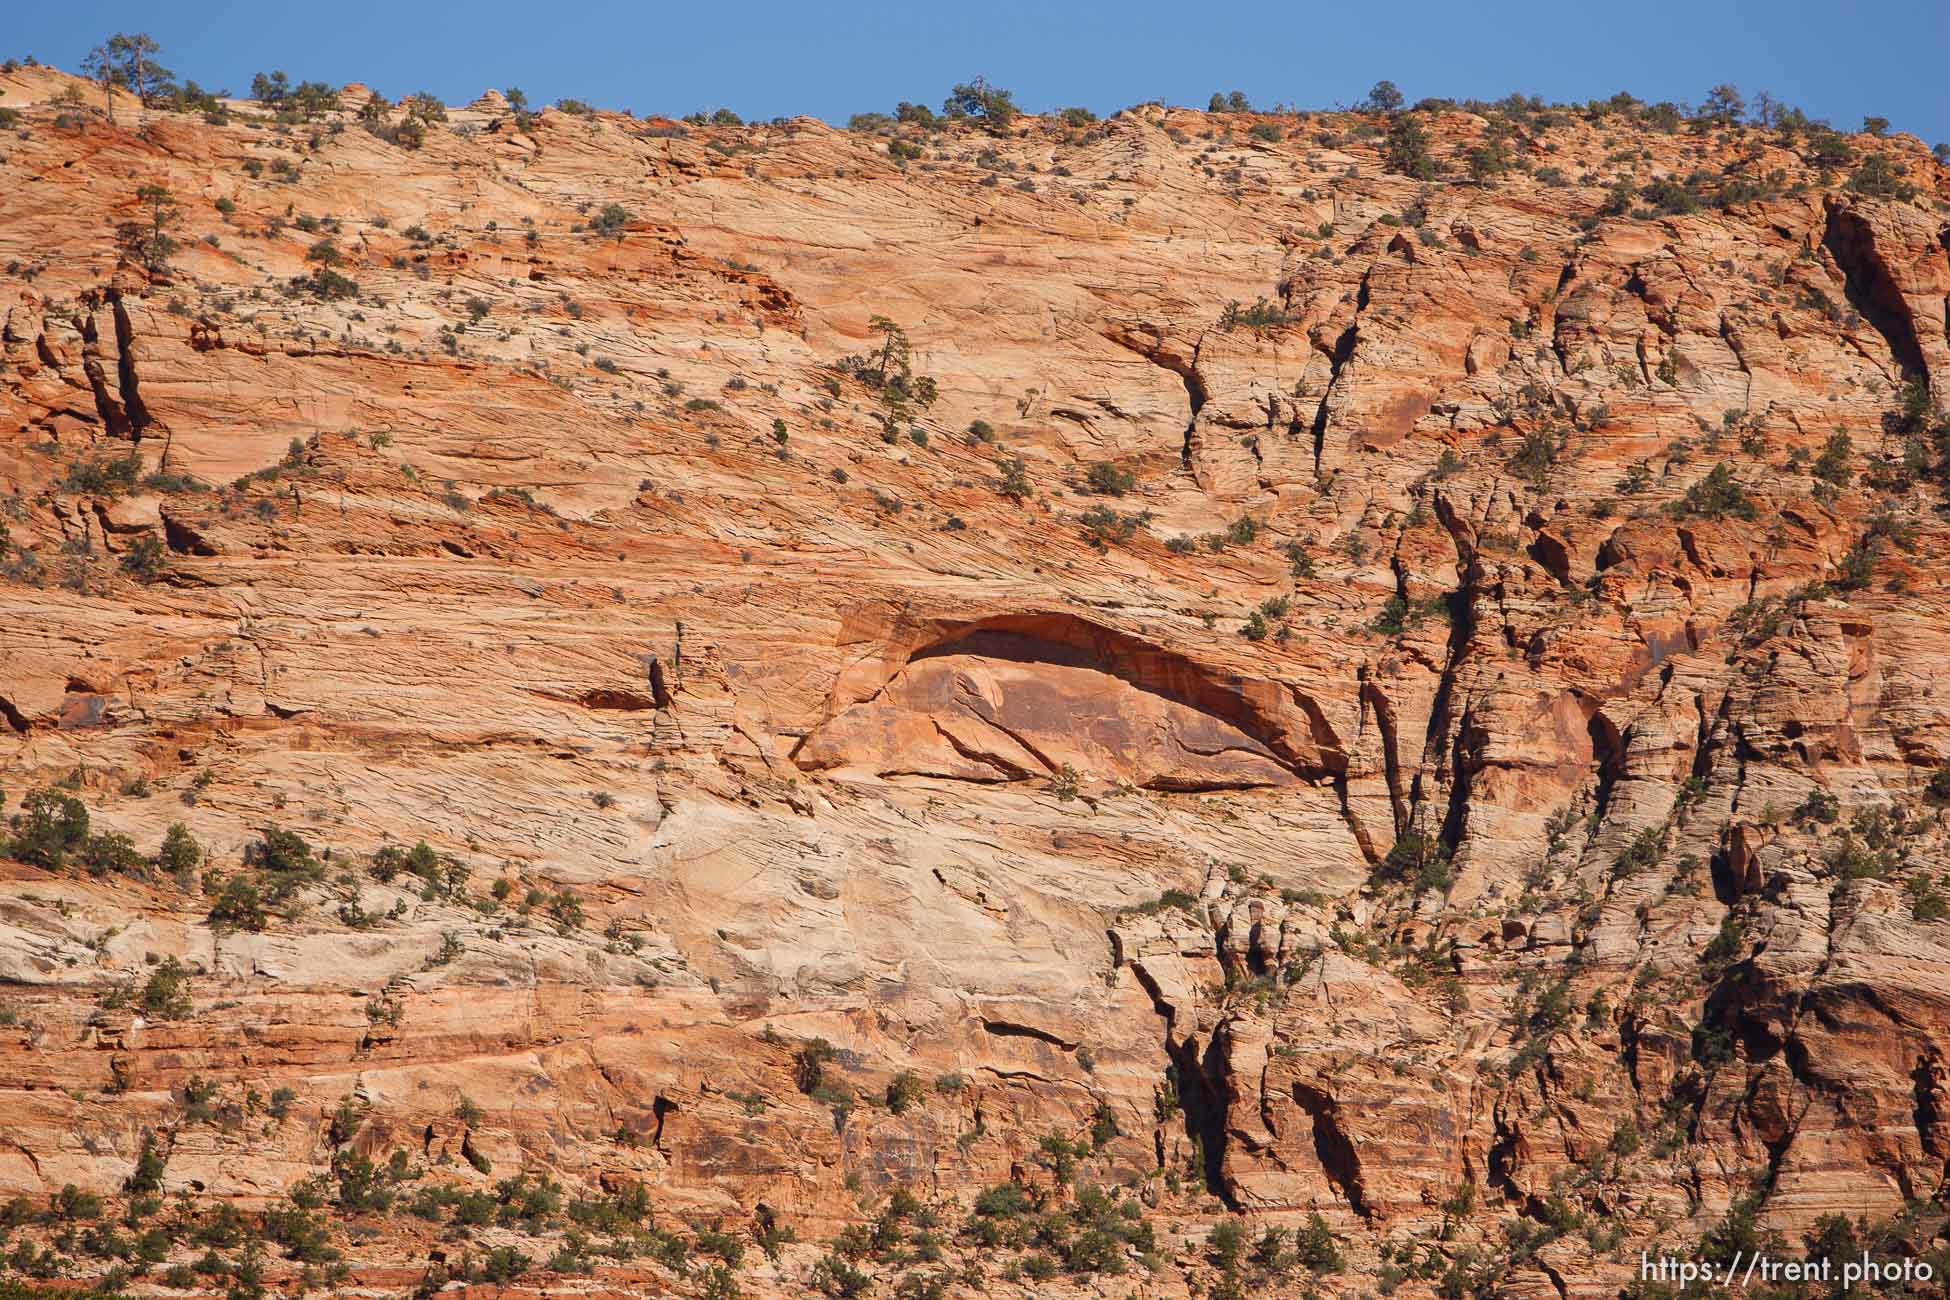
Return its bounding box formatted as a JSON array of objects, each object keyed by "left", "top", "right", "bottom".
[{"left": 5, "top": 61, "right": 1950, "bottom": 1297}]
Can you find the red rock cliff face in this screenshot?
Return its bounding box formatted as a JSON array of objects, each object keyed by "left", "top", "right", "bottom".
[{"left": 5, "top": 64, "right": 1950, "bottom": 1297}]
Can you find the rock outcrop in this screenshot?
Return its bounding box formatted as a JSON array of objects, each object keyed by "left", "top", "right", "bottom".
[{"left": 5, "top": 61, "right": 1950, "bottom": 1298}]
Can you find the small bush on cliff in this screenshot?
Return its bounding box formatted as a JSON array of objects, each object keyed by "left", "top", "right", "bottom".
[
  {"left": 546, "top": 889, "right": 583, "bottom": 929},
  {"left": 1078, "top": 504, "right": 1151, "bottom": 548},
  {"left": 1377, "top": 827, "right": 1452, "bottom": 893},
  {"left": 1207, "top": 1218, "right": 1247, "bottom": 1271},
  {"left": 371, "top": 839, "right": 467, "bottom": 897},
  {"left": 1385, "top": 113, "right": 1436, "bottom": 179},
  {"left": 1835, "top": 536, "right": 1878, "bottom": 591},
  {"left": 795, "top": 1038, "right": 839, "bottom": 1092},
  {"left": 1296, "top": 1213, "right": 1343, "bottom": 1272},
  {"left": 1084, "top": 461, "right": 1135, "bottom": 496},
  {"left": 1845, "top": 153, "right": 1916, "bottom": 201},
  {"left": 478, "top": 1247, "right": 529, "bottom": 1284},
  {"left": 6, "top": 789, "right": 90, "bottom": 868},
  {"left": 140, "top": 957, "right": 192, "bottom": 1019},
  {"left": 1372, "top": 593, "right": 1449, "bottom": 636},
  {"left": 1507, "top": 427, "right": 1558, "bottom": 486},
  {"left": 942, "top": 77, "right": 1017, "bottom": 129},
  {"left": 1132, "top": 888, "right": 1200, "bottom": 917},
  {"left": 1612, "top": 826, "right": 1666, "bottom": 876},
  {"left": 813, "top": 1253, "right": 871, "bottom": 1297},
  {"left": 288, "top": 266, "right": 359, "bottom": 300},
  {"left": 1813, "top": 431, "right": 1853, "bottom": 486},
  {"left": 1793, "top": 789, "right": 1840, "bottom": 825},
  {"left": 1218, "top": 297, "right": 1293, "bottom": 332},
  {"left": 111, "top": 185, "right": 181, "bottom": 280},
  {"left": 205, "top": 875, "right": 267, "bottom": 930},
  {"left": 1674, "top": 463, "right": 1758, "bottom": 521},
  {"left": 249, "top": 825, "right": 318, "bottom": 875},
  {"left": 62, "top": 452, "right": 143, "bottom": 496},
  {"left": 1907, "top": 875, "right": 1950, "bottom": 922},
  {"left": 126, "top": 1134, "right": 169, "bottom": 1194},
  {"left": 996, "top": 455, "right": 1032, "bottom": 502},
  {"left": 50, "top": 1184, "right": 105, "bottom": 1220},
  {"left": 885, "top": 1071, "right": 924, "bottom": 1114},
  {"left": 82, "top": 830, "right": 142, "bottom": 875},
  {"left": 590, "top": 203, "right": 630, "bottom": 238},
  {"left": 119, "top": 534, "right": 165, "bottom": 579},
  {"left": 1639, "top": 175, "right": 1701, "bottom": 216}
]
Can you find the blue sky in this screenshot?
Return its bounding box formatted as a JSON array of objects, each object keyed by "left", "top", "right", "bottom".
[{"left": 9, "top": 0, "right": 1948, "bottom": 144}]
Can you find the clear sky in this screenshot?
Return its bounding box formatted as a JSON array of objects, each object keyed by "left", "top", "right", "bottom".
[{"left": 8, "top": 0, "right": 1948, "bottom": 144}]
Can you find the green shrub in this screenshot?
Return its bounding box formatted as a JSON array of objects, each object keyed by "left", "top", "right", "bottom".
[
  {"left": 479, "top": 1247, "right": 528, "bottom": 1284},
  {"left": 1371, "top": 593, "right": 1448, "bottom": 636},
  {"left": 942, "top": 77, "right": 1017, "bottom": 128},
  {"left": 1218, "top": 297, "right": 1292, "bottom": 331},
  {"left": 1507, "top": 428, "right": 1557, "bottom": 485},
  {"left": 206, "top": 875, "right": 267, "bottom": 930},
  {"left": 1078, "top": 504, "right": 1151, "bottom": 547},
  {"left": 813, "top": 1253, "right": 871, "bottom": 1296},
  {"left": 118, "top": 535, "right": 166, "bottom": 579},
  {"left": 1812, "top": 431, "right": 1853, "bottom": 486},
  {"left": 1208, "top": 1218, "right": 1246, "bottom": 1270},
  {"left": 1612, "top": 826, "right": 1666, "bottom": 875},
  {"left": 250, "top": 826, "right": 317, "bottom": 874},
  {"left": 1639, "top": 176, "right": 1701, "bottom": 215},
  {"left": 794, "top": 1038, "right": 839, "bottom": 1092},
  {"left": 1702, "top": 916, "right": 1745, "bottom": 969},
  {"left": 62, "top": 453, "right": 143, "bottom": 496},
  {"left": 140, "top": 957, "right": 192, "bottom": 1019},
  {"left": 1677, "top": 463, "right": 1758, "bottom": 520},
  {"left": 1296, "top": 1212, "right": 1342, "bottom": 1272},
  {"left": 8, "top": 789, "right": 90, "bottom": 868},
  {"left": 126, "top": 1134, "right": 168, "bottom": 1194},
  {"left": 590, "top": 203, "right": 630, "bottom": 237},
  {"left": 1385, "top": 114, "right": 1436, "bottom": 179},
  {"left": 1908, "top": 875, "right": 1950, "bottom": 921},
  {"left": 1794, "top": 789, "right": 1840, "bottom": 824},
  {"left": 1084, "top": 461, "right": 1135, "bottom": 496},
  {"left": 997, "top": 456, "right": 1032, "bottom": 502},
  {"left": 1836, "top": 537, "right": 1878, "bottom": 590},
  {"left": 886, "top": 1070, "right": 924, "bottom": 1114},
  {"left": 1845, "top": 153, "right": 1917, "bottom": 200},
  {"left": 83, "top": 830, "right": 143, "bottom": 875},
  {"left": 1378, "top": 827, "right": 1451, "bottom": 892},
  {"left": 291, "top": 267, "right": 359, "bottom": 300}
]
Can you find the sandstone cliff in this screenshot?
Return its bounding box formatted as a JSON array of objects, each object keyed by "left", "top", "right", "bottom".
[{"left": 5, "top": 61, "right": 1950, "bottom": 1298}]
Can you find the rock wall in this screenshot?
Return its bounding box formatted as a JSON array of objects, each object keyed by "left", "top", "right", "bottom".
[{"left": 5, "top": 62, "right": 1950, "bottom": 1296}]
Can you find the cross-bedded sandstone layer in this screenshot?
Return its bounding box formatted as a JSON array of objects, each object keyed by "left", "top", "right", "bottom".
[{"left": 5, "top": 60, "right": 1950, "bottom": 1297}]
